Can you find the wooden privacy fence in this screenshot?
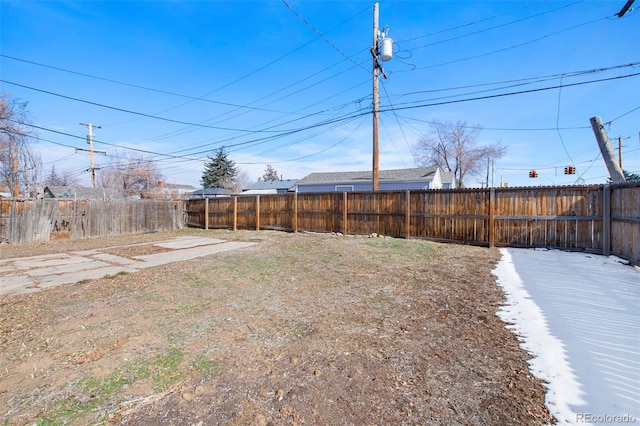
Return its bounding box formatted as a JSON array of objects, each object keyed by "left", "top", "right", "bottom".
[
  {"left": 1, "top": 199, "right": 184, "bottom": 243},
  {"left": 2, "top": 184, "right": 637, "bottom": 263},
  {"left": 185, "top": 183, "right": 639, "bottom": 264}
]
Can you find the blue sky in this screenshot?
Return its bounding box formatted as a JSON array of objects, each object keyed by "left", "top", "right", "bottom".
[{"left": 1, "top": 0, "right": 638, "bottom": 188}]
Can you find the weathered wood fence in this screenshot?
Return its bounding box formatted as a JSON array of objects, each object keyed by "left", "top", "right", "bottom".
[
  {"left": 0, "top": 199, "right": 184, "bottom": 243},
  {"left": 2, "top": 184, "right": 637, "bottom": 263},
  {"left": 184, "top": 183, "right": 640, "bottom": 264}
]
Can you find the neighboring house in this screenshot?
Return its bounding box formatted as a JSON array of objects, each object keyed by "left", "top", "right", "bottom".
[
  {"left": 145, "top": 182, "right": 197, "bottom": 199},
  {"left": 41, "top": 186, "right": 124, "bottom": 200},
  {"left": 242, "top": 179, "right": 298, "bottom": 195},
  {"left": 295, "top": 166, "right": 446, "bottom": 193},
  {"left": 190, "top": 187, "right": 232, "bottom": 198},
  {"left": 163, "top": 183, "right": 197, "bottom": 197}
]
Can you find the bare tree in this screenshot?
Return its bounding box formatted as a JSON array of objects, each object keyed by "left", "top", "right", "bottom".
[
  {"left": 262, "top": 164, "right": 279, "bottom": 181},
  {"left": 99, "top": 153, "right": 163, "bottom": 198},
  {"left": 44, "top": 165, "right": 80, "bottom": 187},
  {"left": 0, "top": 93, "right": 42, "bottom": 198},
  {"left": 230, "top": 169, "right": 251, "bottom": 194},
  {"left": 413, "top": 120, "right": 506, "bottom": 187}
]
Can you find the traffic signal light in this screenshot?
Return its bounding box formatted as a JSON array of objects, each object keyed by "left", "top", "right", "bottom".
[
  {"left": 564, "top": 165, "right": 576, "bottom": 175},
  {"left": 529, "top": 170, "right": 538, "bottom": 178}
]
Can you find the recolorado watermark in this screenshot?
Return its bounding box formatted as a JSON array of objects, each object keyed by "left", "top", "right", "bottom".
[{"left": 576, "top": 413, "right": 637, "bottom": 424}]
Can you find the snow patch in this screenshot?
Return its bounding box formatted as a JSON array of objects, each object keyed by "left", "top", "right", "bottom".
[
  {"left": 493, "top": 247, "right": 640, "bottom": 425},
  {"left": 493, "top": 248, "right": 586, "bottom": 424}
]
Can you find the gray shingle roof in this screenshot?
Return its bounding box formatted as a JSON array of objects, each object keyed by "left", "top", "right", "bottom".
[
  {"left": 244, "top": 179, "right": 298, "bottom": 191},
  {"left": 43, "top": 186, "right": 124, "bottom": 200},
  {"left": 297, "top": 166, "right": 439, "bottom": 185},
  {"left": 163, "top": 183, "right": 196, "bottom": 191},
  {"left": 190, "top": 188, "right": 232, "bottom": 197}
]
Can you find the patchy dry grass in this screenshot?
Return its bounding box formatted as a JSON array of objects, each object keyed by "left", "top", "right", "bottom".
[{"left": 0, "top": 230, "right": 553, "bottom": 425}]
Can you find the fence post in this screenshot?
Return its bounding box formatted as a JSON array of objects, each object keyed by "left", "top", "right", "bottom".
[
  {"left": 233, "top": 196, "right": 238, "bottom": 231},
  {"left": 489, "top": 188, "right": 495, "bottom": 248},
  {"left": 204, "top": 198, "right": 209, "bottom": 230},
  {"left": 293, "top": 193, "right": 298, "bottom": 233},
  {"left": 602, "top": 185, "right": 611, "bottom": 256},
  {"left": 405, "top": 190, "right": 411, "bottom": 239},
  {"left": 343, "top": 192, "right": 348, "bottom": 235},
  {"left": 256, "top": 195, "right": 260, "bottom": 231}
]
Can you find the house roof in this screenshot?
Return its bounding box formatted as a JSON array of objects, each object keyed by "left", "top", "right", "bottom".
[
  {"left": 297, "top": 166, "right": 439, "bottom": 185},
  {"left": 43, "top": 186, "right": 124, "bottom": 200},
  {"left": 190, "top": 187, "right": 232, "bottom": 197},
  {"left": 244, "top": 179, "right": 298, "bottom": 192},
  {"left": 163, "top": 183, "right": 196, "bottom": 191},
  {"left": 440, "top": 171, "right": 455, "bottom": 185}
]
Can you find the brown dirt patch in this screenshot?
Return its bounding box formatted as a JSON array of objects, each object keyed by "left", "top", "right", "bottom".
[{"left": 0, "top": 229, "right": 554, "bottom": 425}]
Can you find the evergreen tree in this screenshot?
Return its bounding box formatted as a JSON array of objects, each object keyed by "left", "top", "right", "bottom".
[
  {"left": 201, "top": 147, "right": 237, "bottom": 189},
  {"left": 262, "top": 164, "right": 279, "bottom": 181},
  {"left": 607, "top": 170, "right": 640, "bottom": 183}
]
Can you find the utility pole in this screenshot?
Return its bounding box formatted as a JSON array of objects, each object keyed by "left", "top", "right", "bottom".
[
  {"left": 372, "top": 2, "right": 380, "bottom": 191},
  {"left": 618, "top": 137, "right": 623, "bottom": 168},
  {"left": 485, "top": 157, "right": 490, "bottom": 188},
  {"left": 589, "top": 116, "right": 625, "bottom": 183},
  {"left": 371, "top": 2, "right": 391, "bottom": 191},
  {"left": 12, "top": 146, "right": 19, "bottom": 198},
  {"left": 79, "top": 122, "right": 103, "bottom": 188}
]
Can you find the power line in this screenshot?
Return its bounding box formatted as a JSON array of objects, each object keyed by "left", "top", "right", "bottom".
[
  {"left": 9, "top": 71, "right": 637, "bottom": 166},
  {"left": 607, "top": 105, "right": 640, "bottom": 124},
  {"left": 0, "top": 5, "right": 372, "bottom": 139},
  {"left": 397, "top": 0, "right": 552, "bottom": 43},
  {"left": 160, "top": 74, "right": 370, "bottom": 153},
  {"left": 379, "top": 72, "right": 640, "bottom": 113},
  {"left": 9, "top": 119, "right": 200, "bottom": 161},
  {"left": 555, "top": 76, "right": 575, "bottom": 166},
  {"left": 396, "top": 16, "right": 606, "bottom": 73},
  {"left": 22, "top": 56, "right": 624, "bottom": 159},
  {"left": 1, "top": 127, "right": 78, "bottom": 150},
  {"left": 236, "top": 115, "right": 369, "bottom": 164},
  {"left": 0, "top": 79, "right": 289, "bottom": 134},
  {"left": 401, "top": 1, "right": 582, "bottom": 52},
  {"left": 380, "top": 81, "right": 412, "bottom": 166},
  {"left": 396, "top": 114, "right": 589, "bottom": 132},
  {"left": 160, "top": 72, "right": 639, "bottom": 156},
  {"left": 165, "top": 90, "right": 366, "bottom": 158},
  {"left": 0, "top": 54, "right": 302, "bottom": 115},
  {"left": 3, "top": 77, "right": 368, "bottom": 144},
  {"left": 188, "top": 1, "right": 596, "bottom": 141},
  {"left": 142, "top": 2, "right": 372, "bottom": 118},
  {"left": 281, "top": 0, "right": 368, "bottom": 72},
  {"left": 388, "top": 62, "right": 640, "bottom": 98},
  {"left": 385, "top": 66, "right": 638, "bottom": 111},
  {"left": 8, "top": 110, "right": 371, "bottom": 162},
  {"left": 8, "top": 54, "right": 630, "bottom": 160}
]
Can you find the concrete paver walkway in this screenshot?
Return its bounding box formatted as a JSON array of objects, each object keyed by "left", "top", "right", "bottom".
[{"left": 0, "top": 236, "right": 255, "bottom": 296}]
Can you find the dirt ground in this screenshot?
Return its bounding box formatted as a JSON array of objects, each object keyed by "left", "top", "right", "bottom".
[{"left": 0, "top": 229, "right": 554, "bottom": 425}]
